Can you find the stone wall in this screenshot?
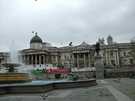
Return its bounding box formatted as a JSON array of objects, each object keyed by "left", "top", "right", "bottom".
[
  {"left": 71, "top": 71, "right": 95, "bottom": 79},
  {"left": 0, "top": 79, "right": 97, "bottom": 95},
  {"left": 104, "top": 70, "right": 135, "bottom": 78}
]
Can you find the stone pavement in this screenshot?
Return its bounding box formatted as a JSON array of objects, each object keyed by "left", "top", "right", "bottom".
[
  {"left": 106, "top": 85, "right": 133, "bottom": 101},
  {"left": 0, "top": 78, "right": 135, "bottom": 101},
  {"left": 97, "top": 79, "right": 134, "bottom": 101}
]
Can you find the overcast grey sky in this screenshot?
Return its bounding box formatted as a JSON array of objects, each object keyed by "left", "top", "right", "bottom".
[{"left": 0, "top": 0, "right": 135, "bottom": 51}]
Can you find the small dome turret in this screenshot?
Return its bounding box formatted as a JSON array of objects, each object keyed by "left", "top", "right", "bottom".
[
  {"left": 30, "top": 32, "right": 43, "bottom": 49},
  {"left": 30, "top": 32, "right": 42, "bottom": 44},
  {"left": 107, "top": 35, "right": 113, "bottom": 45}
]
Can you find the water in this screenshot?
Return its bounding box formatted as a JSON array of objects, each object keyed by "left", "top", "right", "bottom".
[
  {"left": 9, "top": 40, "right": 19, "bottom": 63},
  {"left": 0, "top": 80, "right": 67, "bottom": 87},
  {"left": 7, "top": 41, "right": 31, "bottom": 73}
]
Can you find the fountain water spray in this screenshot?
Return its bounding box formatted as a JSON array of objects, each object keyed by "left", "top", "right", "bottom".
[{"left": 0, "top": 41, "right": 31, "bottom": 83}]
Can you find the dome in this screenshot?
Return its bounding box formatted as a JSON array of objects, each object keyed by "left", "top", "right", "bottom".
[
  {"left": 30, "top": 33, "right": 42, "bottom": 43},
  {"left": 107, "top": 35, "right": 113, "bottom": 45},
  {"left": 107, "top": 35, "right": 112, "bottom": 40}
]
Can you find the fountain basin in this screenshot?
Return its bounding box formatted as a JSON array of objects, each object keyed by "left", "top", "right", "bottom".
[
  {"left": 0, "top": 79, "right": 97, "bottom": 95},
  {"left": 0, "top": 73, "right": 31, "bottom": 84}
]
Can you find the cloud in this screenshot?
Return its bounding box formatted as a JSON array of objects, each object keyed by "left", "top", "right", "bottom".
[{"left": 0, "top": 0, "right": 135, "bottom": 51}]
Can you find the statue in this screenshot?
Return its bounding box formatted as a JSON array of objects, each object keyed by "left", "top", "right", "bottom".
[
  {"left": 32, "top": 31, "right": 38, "bottom": 36},
  {"left": 69, "top": 42, "right": 73, "bottom": 46},
  {"left": 95, "top": 42, "right": 100, "bottom": 56}
]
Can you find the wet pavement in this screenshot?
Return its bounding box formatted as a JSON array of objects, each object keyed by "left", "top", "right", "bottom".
[{"left": 0, "top": 78, "right": 135, "bottom": 101}]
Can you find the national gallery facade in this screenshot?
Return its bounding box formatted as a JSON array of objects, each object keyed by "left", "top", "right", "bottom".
[{"left": 0, "top": 33, "right": 135, "bottom": 68}]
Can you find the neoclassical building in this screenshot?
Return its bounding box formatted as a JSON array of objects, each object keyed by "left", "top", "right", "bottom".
[{"left": 0, "top": 33, "right": 135, "bottom": 68}]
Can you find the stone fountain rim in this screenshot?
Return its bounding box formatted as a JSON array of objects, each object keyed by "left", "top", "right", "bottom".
[{"left": 1, "top": 62, "right": 21, "bottom": 67}]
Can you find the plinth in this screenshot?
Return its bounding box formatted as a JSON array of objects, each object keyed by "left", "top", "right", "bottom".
[{"left": 95, "top": 55, "right": 104, "bottom": 79}]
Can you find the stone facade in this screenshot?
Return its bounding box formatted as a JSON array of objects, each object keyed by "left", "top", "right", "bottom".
[
  {"left": 0, "top": 52, "right": 9, "bottom": 65},
  {"left": 0, "top": 34, "right": 135, "bottom": 68}
]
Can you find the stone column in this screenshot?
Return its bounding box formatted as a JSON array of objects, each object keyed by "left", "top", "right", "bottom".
[
  {"left": 115, "top": 51, "right": 117, "bottom": 65},
  {"left": 95, "top": 55, "right": 104, "bottom": 79},
  {"left": 52, "top": 56, "right": 54, "bottom": 64},
  {"left": 72, "top": 54, "right": 75, "bottom": 67},
  {"left": 56, "top": 56, "right": 58, "bottom": 64},
  {"left": 84, "top": 53, "right": 86, "bottom": 67},
  {"left": 35, "top": 55, "right": 37, "bottom": 65},
  {"left": 107, "top": 50, "right": 110, "bottom": 65},
  {"left": 33, "top": 54, "right": 35, "bottom": 64},
  {"left": 114, "top": 51, "right": 117, "bottom": 65},
  {"left": 39, "top": 55, "right": 41, "bottom": 65},
  {"left": 31, "top": 55, "right": 33, "bottom": 65},
  {"left": 88, "top": 53, "right": 91, "bottom": 67},
  {"left": 24, "top": 55, "right": 26, "bottom": 64},
  {"left": 46, "top": 55, "right": 48, "bottom": 64},
  {"left": 109, "top": 50, "right": 111, "bottom": 64},
  {"left": 27, "top": 55, "right": 30, "bottom": 65},
  {"left": 25, "top": 55, "right": 28, "bottom": 65},
  {"left": 77, "top": 54, "right": 79, "bottom": 68},
  {"left": 27, "top": 55, "right": 29, "bottom": 64},
  {"left": 43, "top": 55, "right": 46, "bottom": 64},
  {"left": 28, "top": 55, "right": 31, "bottom": 65},
  {"left": 105, "top": 51, "right": 107, "bottom": 65},
  {"left": 116, "top": 51, "right": 119, "bottom": 66},
  {"left": 22, "top": 55, "right": 24, "bottom": 64},
  {"left": 105, "top": 50, "right": 108, "bottom": 65},
  {"left": 41, "top": 55, "right": 43, "bottom": 64}
]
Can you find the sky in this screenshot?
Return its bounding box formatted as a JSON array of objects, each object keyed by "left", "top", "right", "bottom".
[{"left": 0, "top": 0, "right": 135, "bottom": 51}]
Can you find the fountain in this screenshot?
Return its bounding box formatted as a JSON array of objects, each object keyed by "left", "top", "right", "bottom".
[
  {"left": 0, "top": 41, "right": 31, "bottom": 84},
  {"left": 0, "top": 63, "right": 31, "bottom": 84}
]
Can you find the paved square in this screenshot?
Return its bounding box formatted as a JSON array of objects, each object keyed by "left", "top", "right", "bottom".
[{"left": 0, "top": 78, "right": 135, "bottom": 101}]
